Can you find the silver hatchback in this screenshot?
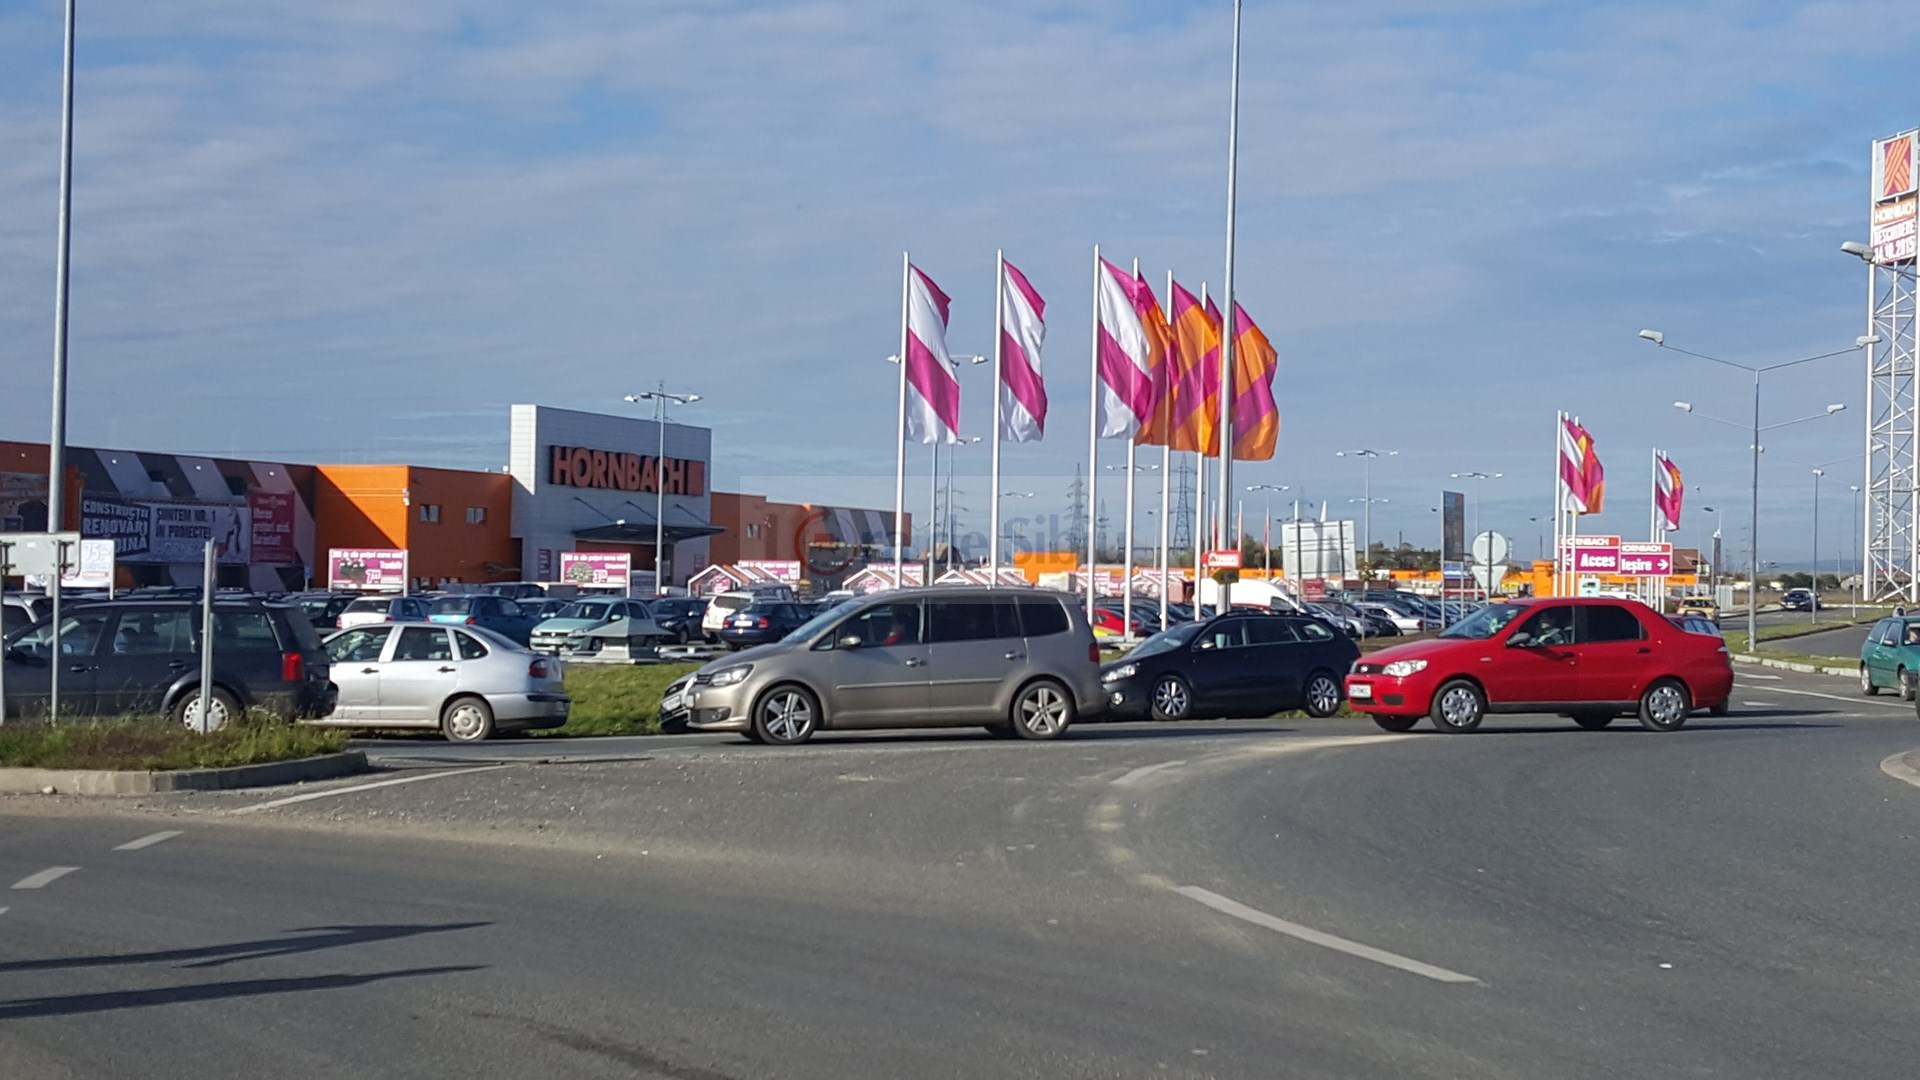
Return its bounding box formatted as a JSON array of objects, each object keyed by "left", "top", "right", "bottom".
[{"left": 671, "top": 587, "right": 1103, "bottom": 745}]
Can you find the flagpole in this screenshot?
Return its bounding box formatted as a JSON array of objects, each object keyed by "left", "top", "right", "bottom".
[
  {"left": 1160, "top": 270, "right": 1173, "bottom": 630},
  {"left": 1214, "top": 0, "right": 1243, "bottom": 560},
  {"left": 1086, "top": 244, "right": 1101, "bottom": 622},
  {"left": 1649, "top": 446, "right": 1659, "bottom": 608},
  {"left": 1551, "top": 411, "right": 1562, "bottom": 597},
  {"left": 1195, "top": 282, "right": 1209, "bottom": 619},
  {"left": 894, "top": 252, "right": 911, "bottom": 587},
  {"left": 929, "top": 428, "right": 940, "bottom": 580},
  {"left": 989, "top": 248, "right": 1006, "bottom": 585},
  {"left": 1122, "top": 257, "right": 1141, "bottom": 639}
]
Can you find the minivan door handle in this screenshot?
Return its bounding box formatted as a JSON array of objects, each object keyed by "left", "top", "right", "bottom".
[
  {"left": 904, "top": 657, "right": 926, "bottom": 668},
  {"left": 167, "top": 659, "right": 190, "bottom": 669},
  {"left": 1004, "top": 651, "right": 1025, "bottom": 661}
]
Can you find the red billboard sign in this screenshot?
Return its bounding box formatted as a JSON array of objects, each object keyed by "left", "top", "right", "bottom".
[
  {"left": 328, "top": 548, "right": 407, "bottom": 592},
  {"left": 1617, "top": 542, "right": 1674, "bottom": 577},
  {"left": 249, "top": 490, "right": 298, "bottom": 566},
  {"left": 1203, "top": 549, "right": 1243, "bottom": 570}
]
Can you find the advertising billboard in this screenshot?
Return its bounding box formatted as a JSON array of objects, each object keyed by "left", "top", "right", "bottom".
[
  {"left": 80, "top": 496, "right": 251, "bottom": 564},
  {"left": 248, "top": 491, "right": 298, "bottom": 566},
  {"left": 328, "top": 548, "right": 408, "bottom": 592},
  {"left": 1617, "top": 542, "right": 1674, "bottom": 577},
  {"left": 1873, "top": 130, "right": 1919, "bottom": 265},
  {"left": 1278, "top": 520, "right": 1359, "bottom": 579},
  {"left": 1441, "top": 491, "right": 1466, "bottom": 562},
  {"left": 61, "top": 538, "right": 116, "bottom": 589},
  {"left": 559, "top": 551, "right": 631, "bottom": 588},
  {"left": 736, "top": 559, "right": 803, "bottom": 583}
]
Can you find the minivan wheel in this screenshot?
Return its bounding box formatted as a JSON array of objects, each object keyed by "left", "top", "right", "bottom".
[
  {"left": 175, "top": 686, "right": 239, "bottom": 732},
  {"left": 1151, "top": 675, "right": 1192, "bottom": 721},
  {"left": 1303, "top": 671, "right": 1342, "bottom": 719},
  {"left": 1637, "top": 679, "right": 1691, "bottom": 733},
  {"left": 1863, "top": 666, "right": 1879, "bottom": 696},
  {"left": 1011, "top": 679, "right": 1074, "bottom": 740},
  {"left": 752, "top": 685, "right": 819, "bottom": 746},
  {"left": 442, "top": 696, "right": 495, "bottom": 743},
  {"left": 1429, "top": 680, "right": 1485, "bottom": 733}
]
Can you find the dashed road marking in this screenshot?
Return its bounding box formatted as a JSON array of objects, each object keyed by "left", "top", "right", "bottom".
[
  {"left": 1175, "top": 885, "right": 1481, "bottom": 985},
  {"left": 1739, "top": 673, "right": 1782, "bottom": 681},
  {"left": 1769, "top": 687, "right": 1908, "bottom": 710},
  {"left": 113, "top": 830, "right": 183, "bottom": 852},
  {"left": 1113, "top": 760, "right": 1187, "bottom": 787},
  {"left": 0, "top": 906, "right": 9, "bottom": 917},
  {"left": 12, "top": 867, "right": 79, "bottom": 890},
  {"left": 1741, "top": 701, "right": 1780, "bottom": 708},
  {"left": 230, "top": 765, "right": 512, "bottom": 814}
]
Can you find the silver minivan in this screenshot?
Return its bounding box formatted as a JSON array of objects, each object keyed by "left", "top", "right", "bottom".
[{"left": 674, "top": 587, "right": 1103, "bottom": 745}]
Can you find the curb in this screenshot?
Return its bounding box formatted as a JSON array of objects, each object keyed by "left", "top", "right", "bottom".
[
  {"left": 1731, "top": 654, "right": 1855, "bottom": 678},
  {"left": 1881, "top": 751, "right": 1920, "bottom": 791},
  {"left": 0, "top": 751, "right": 370, "bottom": 797}
]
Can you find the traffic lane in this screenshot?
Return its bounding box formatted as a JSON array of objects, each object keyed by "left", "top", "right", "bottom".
[
  {"left": 1109, "top": 712, "right": 1920, "bottom": 1080},
  {"left": 1778, "top": 623, "right": 1873, "bottom": 662},
  {"left": 0, "top": 809, "right": 1477, "bottom": 1080}
]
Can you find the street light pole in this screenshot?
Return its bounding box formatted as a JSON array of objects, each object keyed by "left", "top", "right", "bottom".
[
  {"left": 1450, "top": 471, "right": 1503, "bottom": 596},
  {"left": 1851, "top": 484, "right": 1863, "bottom": 614},
  {"left": 1642, "top": 329, "right": 1870, "bottom": 645},
  {"left": 1337, "top": 449, "right": 1396, "bottom": 579},
  {"left": 1246, "top": 484, "right": 1289, "bottom": 580},
  {"left": 1811, "top": 468, "right": 1824, "bottom": 624},
  {"left": 624, "top": 385, "right": 701, "bottom": 596}
]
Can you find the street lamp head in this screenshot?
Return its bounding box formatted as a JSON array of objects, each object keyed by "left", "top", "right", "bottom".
[
  {"left": 1825, "top": 403, "right": 1846, "bottom": 414},
  {"left": 1857, "top": 334, "right": 1881, "bottom": 348},
  {"left": 685, "top": 393, "right": 703, "bottom": 403},
  {"left": 622, "top": 394, "right": 641, "bottom": 403},
  {"left": 1851, "top": 485, "right": 1862, "bottom": 493},
  {"left": 1811, "top": 468, "right": 1824, "bottom": 477},
  {"left": 1673, "top": 401, "right": 1693, "bottom": 413},
  {"left": 1840, "top": 240, "right": 1871, "bottom": 259},
  {"left": 1638, "top": 329, "right": 1665, "bottom": 346}
]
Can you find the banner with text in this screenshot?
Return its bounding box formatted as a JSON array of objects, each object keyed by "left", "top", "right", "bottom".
[{"left": 328, "top": 548, "right": 408, "bottom": 591}]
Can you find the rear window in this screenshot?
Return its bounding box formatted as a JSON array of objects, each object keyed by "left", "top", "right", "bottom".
[
  {"left": 213, "top": 610, "right": 281, "bottom": 651},
  {"left": 430, "top": 597, "right": 476, "bottom": 615},
  {"left": 455, "top": 631, "right": 489, "bottom": 660},
  {"left": 279, "top": 608, "right": 324, "bottom": 651},
  {"left": 344, "top": 598, "right": 389, "bottom": 613},
  {"left": 1016, "top": 597, "right": 1070, "bottom": 637},
  {"left": 712, "top": 596, "right": 750, "bottom": 613}
]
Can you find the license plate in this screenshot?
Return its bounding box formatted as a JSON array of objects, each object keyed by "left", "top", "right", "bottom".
[
  {"left": 1349, "top": 683, "right": 1373, "bottom": 700},
  {"left": 661, "top": 692, "right": 683, "bottom": 713}
]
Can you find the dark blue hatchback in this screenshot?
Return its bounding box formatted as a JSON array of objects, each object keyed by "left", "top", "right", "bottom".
[{"left": 718, "top": 601, "right": 813, "bottom": 650}]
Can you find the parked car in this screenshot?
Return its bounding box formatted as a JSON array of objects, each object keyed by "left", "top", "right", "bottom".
[
  {"left": 3, "top": 596, "right": 41, "bottom": 637},
  {"left": 290, "top": 591, "right": 358, "bottom": 631},
  {"left": 1781, "top": 588, "right": 1821, "bottom": 612},
  {"left": 645, "top": 597, "right": 708, "bottom": 645},
  {"left": 531, "top": 598, "right": 662, "bottom": 654},
  {"left": 1669, "top": 614, "right": 1724, "bottom": 638},
  {"left": 1314, "top": 599, "right": 1399, "bottom": 637},
  {"left": 1355, "top": 602, "right": 1425, "bottom": 634},
  {"left": 1101, "top": 613, "right": 1359, "bottom": 721},
  {"left": 1860, "top": 616, "right": 1920, "bottom": 700},
  {"left": 1344, "top": 598, "right": 1734, "bottom": 733},
  {"left": 427, "top": 594, "right": 540, "bottom": 645},
  {"left": 520, "top": 598, "right": 571, "bottom": 622},
  {"left": 674, "top": 587, "right": 1103, "bottom": 745},
  {"left": 476, "top": 582, "right": 575, "bottom": 602},
  {"left": 336, "top": 594, "right": 431, "bottom": 630},
  {"left": 718, "top": 600, "right": 815, "bottom": 650},
  {"left": 320, "top": 623, "right": 568, "bottom": 741},
  {"left": 1, "top": 599, "right": 334, "bottom": 726},
  {"left": 700, "top": 587, "right": 798, "bottom": 640},
  {"left": 1089, "top": 605, "right": 1155, "bottom": 639},
  {"left": 1674, "top": 595, "right": 1719, "bottom": 620}
]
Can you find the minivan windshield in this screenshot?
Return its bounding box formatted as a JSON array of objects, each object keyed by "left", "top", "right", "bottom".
[
  {"left": 558, "top": 601, "right": 612, "bottom": 621},
  {"left": 1127, "top": 622, "right": 1204, "bottom": 658},
  {"left": 1437, "top": 602, "right": 1529, "bottom": 640},
  {"left": 785, "top": 599, "right": 859, "bottom": 642}
]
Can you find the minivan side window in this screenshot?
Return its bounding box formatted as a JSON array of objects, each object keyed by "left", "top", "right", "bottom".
[
  {"left": 213, "top": 611, "right": 281, "bottom": 651},
  {"left": 928, "top": 599, "right": 1017, "bottom": 643},
  {"left": 839, "top": 602, "right": 923, "bottom": 648},
  {"left": 1581, "top": 604, "right": 1645, "bottom": 644},
  {"left": 1016, "top": 597, "right": 1069, "bottom": 637}
]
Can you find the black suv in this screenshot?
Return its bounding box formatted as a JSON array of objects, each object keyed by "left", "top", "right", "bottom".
[{"left": 1, "top": 600, "right": 334, "bottom": 724}]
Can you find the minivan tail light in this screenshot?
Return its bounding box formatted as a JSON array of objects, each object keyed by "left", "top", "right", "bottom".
[
  {"left": 464, "top": 616, "right": 477, "bottom": 626},
  {"left": 282, "top": 651, "right": 305, "bottom": 682},
  {"left": 1088, "top": 642, "right": 1100, "bottom": 663},
  {"left": 529, "top": 658, "right": 550, "bottom": 679}
]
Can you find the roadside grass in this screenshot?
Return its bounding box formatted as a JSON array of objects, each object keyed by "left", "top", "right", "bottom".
[
  {"left": 1723, "top": 611, "right": 1881, "bottom": 661},
  {"left": 543, "top": 662, "right": 702, "bottom": 737},
  {"left": 0, "top": 715, "right": 348, "bottom": 771}
]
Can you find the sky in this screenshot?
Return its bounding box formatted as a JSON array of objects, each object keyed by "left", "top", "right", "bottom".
[{"left": 1, "top": 0, "right": 1914, "bottom": 567}]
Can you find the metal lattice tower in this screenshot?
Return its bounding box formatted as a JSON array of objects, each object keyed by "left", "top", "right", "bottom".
[
  {"left": 1063, "top": 463, "right": 1087, "bottom": 554},
  {"left": 1866, "top": 262, "right": 1919, "bottom": 602},
  {"left": 1169, "top": 459, "right": 1195, "bottom": 552}
]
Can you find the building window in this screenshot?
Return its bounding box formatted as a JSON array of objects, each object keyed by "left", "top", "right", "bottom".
[
  {"left": 419, "top": 504, "right": 441, "bottom": 523},
  {"left": 745, "top": 524, "right": 761, "bottom": 539},
  {"left": 465, "top": 506, "right": 487, "bottom": 525}
]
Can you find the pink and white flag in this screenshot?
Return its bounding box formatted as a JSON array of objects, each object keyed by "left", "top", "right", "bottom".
[
  {"left": 999, "top": 259, "right": 1047, "bottom": 442},
  {"left": 1095, "top": 256, "right": 1157, "bottom": 438},
  {"left": 906, "top": 264, "right": 960, "bottom": 444}
]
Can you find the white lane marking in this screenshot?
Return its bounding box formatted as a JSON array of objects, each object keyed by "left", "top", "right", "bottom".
[
  {"left": 1740, "top": 701, "right": 1780, "bottom": 708},
  {"left": 1739, "top": 673, "right": 1782, "bottom": 681},
  {"left": 12, "top": 867, "right": 79, "bottom": 890},
  {"left": 0, "top": 907, "right": 8, "bottom": 917},
  {"left": 1881, "top": 753, "right": 1920, "bottom": 790},
  {"left": 113, "top": 830, "right": 183, "bottom": 852},
  {"left": 1174, "top": 885, "right": 1481, "bottom": 985},
  {"left": 1769, "top": 687, "right": 1909, "bottom": 710},
  {"left": 1113, "top": 760, "right": 1187, "bottom": 787},
  {"left": 229, "top": 765, "right": 511, "bottom": 814}
]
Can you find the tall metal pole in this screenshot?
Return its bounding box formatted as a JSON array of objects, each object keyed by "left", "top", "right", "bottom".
[
  {"left": 929, "top": 433, "right": 940, "bottom": 580},
  {"left": 46, "top": 0, "right": 77, "bottom": 718},
  {"left": 1160, "top": 269, "right": 1174, "bottom": 630},
  {"left": 654, "top": 386, "right": 668, "bottom": 595},
  {"left": 1811, "top": 468, "right": 1822, "bottom": 625},
  {"left": 197, "top": 540, "right": 217, "bottom": 734},
  {"left": 1853, "top": 484, "right": 1863, "bottom": 614},
  {"left": 893, "top": 252, "right": 911, "bottom": 587},
  {"left": 1195, "top": 281, "right": 1209, "bottom": 619},
  {"left": 1214, "top": 0, "right": 1243, "bottom": 557},
  {"left": 989, "top": 249, "right": 1005, "bottom": 584},
  {"left": 1086, "top": 244, "right": 1102, "bottom": 621},
  {"left": 1749, "top": 370, "right": 1761, "bottom": 645}
]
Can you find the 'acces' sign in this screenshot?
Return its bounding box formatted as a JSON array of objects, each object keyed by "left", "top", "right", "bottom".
[{"left": 548, "top": 445, "right": 706, "bottom": 496}]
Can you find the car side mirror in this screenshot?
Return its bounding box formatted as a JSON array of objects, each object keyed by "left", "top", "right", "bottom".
[{"left": 838, "top": 634, "right": 865, "bottom": 650}]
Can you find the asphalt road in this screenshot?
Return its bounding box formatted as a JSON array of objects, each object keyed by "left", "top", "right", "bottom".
[{"left": 4, "top": 667, "right": 1919, "bottom": 1079}]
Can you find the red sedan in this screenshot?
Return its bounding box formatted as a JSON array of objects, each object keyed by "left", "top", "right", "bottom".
[{"left": 1344, "top": 597, "right": 1733, "bottom": 733}]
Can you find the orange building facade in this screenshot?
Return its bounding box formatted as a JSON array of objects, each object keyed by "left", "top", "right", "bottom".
[{"left": 314, "top": 465, "right": 518, "bottom": 590}]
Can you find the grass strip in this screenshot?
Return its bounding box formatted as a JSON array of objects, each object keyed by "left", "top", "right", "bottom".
[{"left": 0, "top": 716, "right": 348, "bottom": 771}]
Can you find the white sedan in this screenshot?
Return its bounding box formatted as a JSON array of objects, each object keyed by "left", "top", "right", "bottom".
[
  {"left": 1355, "top": 602, "right": 1426, "bottom": 634},
  {"left": 317, "top": 623, "right": 570, "bottom": 742}
]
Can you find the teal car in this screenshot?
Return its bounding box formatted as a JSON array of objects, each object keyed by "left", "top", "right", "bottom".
[
  {"left": 529, "top": 598, "right": 659, "bottom": 655},
  {"left": 1860, "top": 617, "right": 1920, "bottom": 699}
]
